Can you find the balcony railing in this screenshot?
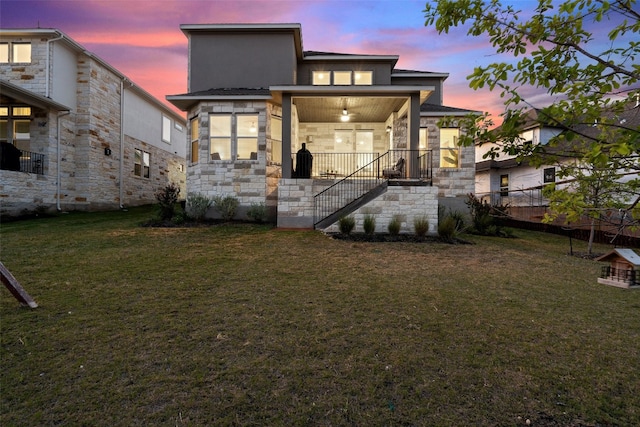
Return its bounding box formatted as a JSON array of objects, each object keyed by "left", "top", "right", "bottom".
[
  {"left": 292, "top": 150, "right": 432, "bottom": 180},
  {"left": 0, "top": 147, "right": 46, "bottom": 175}
]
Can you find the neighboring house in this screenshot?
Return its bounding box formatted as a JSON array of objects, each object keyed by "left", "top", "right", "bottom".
[
  {"left": 167, "top": 23, "right": 477, "bottom": 231},
  {"left": 0, "top": 28, "right": 187, "bottom": 216},
  {"left": 475, "top": 109, "right": 564, "bottom": 210},
  {"left": 475, "top": 103, "right": 640, "bottom": 225}
]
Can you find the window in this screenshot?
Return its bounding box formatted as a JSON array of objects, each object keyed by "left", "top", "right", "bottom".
[
  {"left": 209, "top": 114, "right": 258, "bottom": 161},
  {"left": 0, "top": 44, "right": 8, "bottom": 63},
  {"left": 312, "top": 70, "right": 373, "bottom": 85},
  {"left": 333, "top": 71, "right": 352, "bottom": 85},
  {"left": 162, "top": 115, "right": 171, "bottom": 143},
  {"left": 354, "top": 71, "right": 373, "bottom": 85},
  {"left": 13, "top": 43, "right": 31, "bottom": 63},
  {"left": 271, "top": 116, "right": 282, "bottom": 165},
  {"left": 210, "top": 115, "right": 231, "bottom": 160},
  {"left": 419, "top": 128, "right": 428, "bottom": 149},
  {"left": 0, "top": 106, "right": 31, "bottom": 149},
  {"left": 543, "top": 167, "right": 556, "bottom": 183},
  {"left": 237, "top": 115, "right": 258, "bottom": 160},
  {"left": 312, "top": 71, "right": 330, "bottom": 85},
  {"left": 500, "top": 174, "right": 509, "bottom": 197},
  {"left": 134, "top": 149, "right": 150, "bottom": 178},
  {"left": 440, "top": 128, "right": 460, "bottom": 168},
  {"left": 190, "top": 117, "right": 199, "bottom": 163},
  {"left": 1, "top": 42, "right": 31, "bottom": 63}
]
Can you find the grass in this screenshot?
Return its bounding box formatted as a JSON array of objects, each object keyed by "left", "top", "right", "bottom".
[{"left": 1, "top": 206, "right": 639, "bottom": 426}]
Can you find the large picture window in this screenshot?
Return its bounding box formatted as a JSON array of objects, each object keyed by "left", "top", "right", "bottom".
[
  {"left": 439, "top": 128, "right": 460, "bottom": 168},
  {"left": 210, "top": 115, "right": 231, "bottom": 160},
  {"left": 209, "top": 113, "right": 258, "bottom": 161}
]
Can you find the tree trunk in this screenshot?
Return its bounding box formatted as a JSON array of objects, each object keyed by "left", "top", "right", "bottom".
[{"left": 587, "top": 217, "right": 596, "bottom": 255}]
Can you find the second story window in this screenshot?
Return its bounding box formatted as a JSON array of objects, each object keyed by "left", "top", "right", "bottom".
[
  {"left": 312, "top": 71, "right": 330, "bottom": 85},
  {"left": 162, "top": 115, "right": 171, "bottom": 143},
  {"left": 312, "top": 71, "right": 373, "bottom": 86},
  {"left": 0, "top": 42, "right": 31, "bottom": 64}
]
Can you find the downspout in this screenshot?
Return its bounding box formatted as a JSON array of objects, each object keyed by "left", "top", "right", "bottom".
[
  {"left": 46, "top": 33, "right": 64, "bottom": 98},
  {"left": 119, "top": 78, "right": 131, "bottom": 209},
  {"left": 56, "top": 110, "right": 71, "bottom": 211}
]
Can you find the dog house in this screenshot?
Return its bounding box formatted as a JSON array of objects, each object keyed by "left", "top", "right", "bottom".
[{"left": 596, "top": 248, "right": 640, "bottom": 289}]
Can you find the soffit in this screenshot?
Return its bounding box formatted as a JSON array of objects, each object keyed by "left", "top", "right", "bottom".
[{"left": 294, "top": 96, "right": 407, "bottom": 122}]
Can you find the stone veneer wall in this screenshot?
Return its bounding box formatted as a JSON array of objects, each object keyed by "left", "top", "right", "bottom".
[
  {"left": 0, "top": 38, "right": 186, "bottom": 215},
  {"left": 186, "top": 100, "right": 270, "bottom": 219},
  {"left": 277, "top": 179, "right": 439, "bottom": 232}
]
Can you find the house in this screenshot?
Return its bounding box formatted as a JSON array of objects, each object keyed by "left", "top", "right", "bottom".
[
  {"left": 475, "top": 109, "right": 564, "bottom": 210},
  {"left": 475, "top": 103, "right": 640, "bottom": 234},
  {"left": 0, "top": 28, "right": 187, "bottom": 217},
  {"left": 167, "top": 23, "right": 477, "bottom": 231},
  {"left": 596, "top": 248, "right": 640, "bottom": 288}
]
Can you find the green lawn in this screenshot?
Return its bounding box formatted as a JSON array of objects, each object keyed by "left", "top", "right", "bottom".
[{"left": 1, "top": 207, "right": 639, "bottom": 426}]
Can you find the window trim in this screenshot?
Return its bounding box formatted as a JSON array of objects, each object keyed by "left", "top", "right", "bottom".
[
  {"left": 162, "top": 115, "right": 171, "bottom": 144},
  {"left": 0, "top": 42, "right": 32, "bottom": 64},
  {"left": 134, "top": 148, "right": 151, "bottom": 178}
]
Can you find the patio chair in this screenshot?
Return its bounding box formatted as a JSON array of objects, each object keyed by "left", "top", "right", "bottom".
[{"left": 383, "top": 157, "right": 405, "bottom": 179}]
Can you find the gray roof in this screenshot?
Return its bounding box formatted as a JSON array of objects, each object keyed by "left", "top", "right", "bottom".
[
  {"left": 170, "top": 88, "right": 271, "bottom": 97},
  {"left": 596, "top": 248, "right": 640, "bottom": 266},
  {"left": 421, "top": 103, "right": 480, "bottom": 116}
]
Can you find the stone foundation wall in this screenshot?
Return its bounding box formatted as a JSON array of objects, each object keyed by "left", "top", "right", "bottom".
[
  {"left": 324, "top": 185, "right": 439, "bottom": 234},
  {"left": 277, "top": 179, "right": 439, "bottom": 232}
]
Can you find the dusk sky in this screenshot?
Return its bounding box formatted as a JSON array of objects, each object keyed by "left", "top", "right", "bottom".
[{"left": 0, "top": 0, "right": 626, "bottom": 120}]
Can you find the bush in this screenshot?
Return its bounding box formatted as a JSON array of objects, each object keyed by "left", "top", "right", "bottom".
[
  {"left": 465, "top": 193, "right": 509, "bottom": 236},
  {"left": 213, "top": 195, "right": 239, "bottom": 221},
  {"left": 438, "top": 215, "right": 458, "bottom": 242},
  {"left": 247, "top": 202, "right": 268, "bottom": 223},
  {"left": 155, "top": 183, "right": 181, "bottom": 220},
  {"left": 387, "top": 214, "right": 402, "bottom": 235},
  {"left": 413, "top": 215, "right": 430, "bottom": 237},
  {"left": 363, "top": 214, "right": 376, "bottom": 235},
  {"left": 185, "top": 193, "right": 212, "bottom": 222},
  {"left": 338, "top": 216, "right": 355, "bottom": 235}
]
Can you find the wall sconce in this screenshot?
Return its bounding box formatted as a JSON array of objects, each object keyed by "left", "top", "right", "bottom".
[
  {"left": 104, "top": 148, "right": 112, "bottom": 156},
  {"left": 386, "top": 126, "right": 392, "bottom": 133}
]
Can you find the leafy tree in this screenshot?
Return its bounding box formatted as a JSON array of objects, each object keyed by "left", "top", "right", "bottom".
[{"left": 424, "top": 0, "right": 640, "bottom": 236}]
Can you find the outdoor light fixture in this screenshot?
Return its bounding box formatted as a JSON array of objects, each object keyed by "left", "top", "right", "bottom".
[{"left": 386, "top": 126, "right": 392, "bottom": 133}]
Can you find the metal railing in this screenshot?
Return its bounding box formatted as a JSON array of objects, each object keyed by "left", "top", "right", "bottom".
[
  {"left": 292, "top": 150, "right": 432, "bottom": 180},
  {"left": 313, "top": 150, "right": 433, "bottom": 227},
  {"left": 1, "top": 148, "right": 46, "bottom": 175}
]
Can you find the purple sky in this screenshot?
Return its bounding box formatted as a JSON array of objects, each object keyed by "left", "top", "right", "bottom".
[{"left": 0, "top": 0, "right": 627, "bottom": 121}]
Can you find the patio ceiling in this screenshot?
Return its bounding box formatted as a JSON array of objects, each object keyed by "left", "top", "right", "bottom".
[{"left": 293, "top": 96, "right": 408, "bottom": 123}]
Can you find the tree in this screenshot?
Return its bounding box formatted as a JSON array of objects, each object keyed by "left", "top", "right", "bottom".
[{"left": 424, "top": 0, "right": 640, "bottom": 238}]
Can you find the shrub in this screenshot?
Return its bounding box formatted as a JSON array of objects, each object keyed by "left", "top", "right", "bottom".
[
  {"left": 438, "top": 215, "right": 458, "bottom": 242},
  {"left": 363, "top": 214, "right": 376, "bottom": 235},
  {"left": 185, "top": 193, "right": 212, "bottom": 222},
  {"left": 465, "top": 193, "right": 509, "bottom": 236},
  {"left": 155, "top": 183, "right": 181, "bottom": 220},
  {"left": 387, "top": 214, "right": 402, "bottom": 236},
  {"left": 338, "top": 216, "right": 355, "bottom": 235},
  {"left": 413, "top": 215, "right": 430, "bottom": 237},
  {"left": 247, "top": 202, "right": 268, "bottom": 223},
  {"left": 213, "top": 195, "right": 239, "bottom": 221}
]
